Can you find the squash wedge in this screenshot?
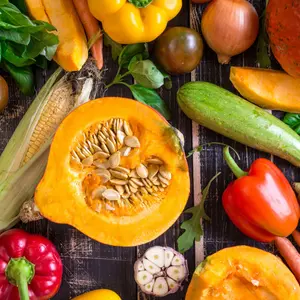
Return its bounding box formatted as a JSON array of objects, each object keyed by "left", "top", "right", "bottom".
[{"left": 35, "top": 97, "right": 190, "bottom": 246}]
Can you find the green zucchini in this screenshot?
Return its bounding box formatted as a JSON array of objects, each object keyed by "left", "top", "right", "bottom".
[{"left": 177, "top": 82, "right": 300, "bottom": 166}]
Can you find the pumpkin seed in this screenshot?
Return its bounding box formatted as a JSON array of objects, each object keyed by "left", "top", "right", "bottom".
[
  {"left": 110, "top": 170, "right": 128, "bottom": 180},
  {"left": 122, "top": 193, "right": 130, "bottom": 199},
  {"left": 158, "top": 173, "right": 170, "bottom": 186},
  {"left": 129, "top": 180, "right": 138, "bottom": 189},
  {"left": 159, "top": 166, "right": 172, "bottom": 180},
  {"left": 108, "top": 128, "right": 116, "bottom": 138},
  {"left": 151, "top": 177, "right": 160, "bottom": 186},
  {"left": 82, "top": 156, "right": 93, "bottom": 166},
  {"left": 101, "top": 142, "right": 110, "bottom": 153},
  {"left": 131, "top": 177, "right": 144, "bottom": 187},
  {"left": 124, "top": 121, "right": 133, "bottom": 136},
  {"left": 94, "top": 168, "right": 111, "bottom": 177},
  {"left": 140, "top": 187, "right": 149, "bottom": 195},
  {"left": 152, "top": 186, "right": 159, "bottom": 192},
  {"left": 102, "top": 127, "right": 110, "bottom": 138},
  {"left": 161, "top": 183, "right": 168, "bottom": 188},
  {"left": 136, "top": 192, "right": 143, "bottom": 201},
  {"left": 110, "top": 179, "right": 128, "bottom": 185},
  {"left": 117, "top": 130, "right": 126, "bottom": 144},
  {"left": 76, "top": 147, "right": 86, "bottom": 159},
  {"left": 102, "top": 189, "right": 120, "bottom": 201},
  {"left": 92, "top": 144, "right": 102, "bottom": 152},
  {"left": 145, "top": 186, "right": 153, "bottom": 193},
  {"left": 119, "top": 146, "right": 131, "bottom": 157},
  {"left": 136, "top": 163, "right": 148, "bottom": 178},
  {"left": 158, "top": 186, "right": 165, "bottom": 192},
  {"left": 94, "top": 202, "right": 102, "bottom": 213},
  {"left": 114, "top": 166, "right": 130, "bottom": 174},
  {"left": 93, "top": 151, "right": 110, "bottom": 159},
  {"left": 72, "top": 150, "right": 80, "bottom": 161},
  {"left": 81, "top": 147, "right": 91, "bottom": 157},
  {"left": 129, "top": 185, "right": 138, "bottom": 194},
  {"left": 115, "top": 185, "right": 125, "bottom": 195},
  {"left": 141, "top": 178, "right": 151, "bottom": 188},
  {"left": 106, "top": 139, "right": 116, "bottom": 153},
  {"left": 109, "top": 151, "right": 121, "bottom": 168},
  {"left": 129, "top": 170, "right": 139, "bottom": 178},
  {"left": 148, "top": 164, "right": 159, "bottom": 179},
  {"left": 105, "top": 203, "right": 116, "bottom": 211},
  {"left": 86, "top": 140, "right": 95, "bottom": 153},
  {"left": 147, "top": 158, "right": 163, "bottom": 165},
  {"left": 124, "top": 136, "right": 140, "bottom": 148},
  {"left": 92, "top": 186, "right": 107, "bottom": 199},
  {"left": 124, "top": 184, "right": 131, "bottom": 194},
  {"left": 93, "top": 159, "right": 109, "bottom": 169}
]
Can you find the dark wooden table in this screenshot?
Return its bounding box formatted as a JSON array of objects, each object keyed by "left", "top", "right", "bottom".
[{"left": 1, "top": 1, "right": 299, "bottom": 299}]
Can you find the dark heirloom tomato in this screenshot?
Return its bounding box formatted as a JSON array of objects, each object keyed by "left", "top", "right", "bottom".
[{"left": 154, "top": 27, "right": 203, "bottom": 75}]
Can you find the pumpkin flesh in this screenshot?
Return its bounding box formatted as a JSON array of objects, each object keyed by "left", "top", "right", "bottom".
[
  {"left": 35, "top": 97, "right": 190, "bottom": 246},
  {"left": 186, "top": 246, "right": 300, "bottom": 300}
]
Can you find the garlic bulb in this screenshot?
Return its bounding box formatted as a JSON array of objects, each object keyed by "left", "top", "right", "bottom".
[{"left": 134, "top": 246, "right": 188, "bottom": 297}]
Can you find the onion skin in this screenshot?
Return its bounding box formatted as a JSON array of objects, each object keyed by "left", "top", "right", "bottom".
[{"left": 201, "top": 0, "right": 259, "bottom": 64}]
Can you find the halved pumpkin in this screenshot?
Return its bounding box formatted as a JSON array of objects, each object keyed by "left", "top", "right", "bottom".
[
  {"left": 186, "top": 246, "right": 300, "bottom": 300},
  {"left": 35, "top": 97, "right": 190, "bottom": 246}
]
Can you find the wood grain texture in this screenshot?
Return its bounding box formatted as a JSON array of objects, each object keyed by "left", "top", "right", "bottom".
[{"left": 0, "top": 0, "right": 299, "bottom": 299}]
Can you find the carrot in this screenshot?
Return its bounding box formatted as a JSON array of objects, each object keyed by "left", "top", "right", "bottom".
[
  {"left": 292, "top": 230, "right": 300, "bottom": 246},
  {"left": 275, "top": 236, "right": 300, "bottom": 282},
  {"left": 73, "top": 0, "right": 103, "bottom": 69}
]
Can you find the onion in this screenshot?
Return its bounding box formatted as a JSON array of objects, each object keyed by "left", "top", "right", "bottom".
[{"left": 201, "top": 0, "right": 259, "bottom": 64}]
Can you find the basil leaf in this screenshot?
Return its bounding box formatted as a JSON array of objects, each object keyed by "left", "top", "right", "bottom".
[
  {"left": 129, "top": 59, "right": 164, "bottom": 89},
  {"left": 0, "top": 5, "right": 33, "bottom": 26},
  {"left": 0, "top": 0, "right": 9, "bottom": 7},
  {"left": 4, "top": 61, "right": 34, "bottom": 95},
  {"left": 283, "top": 113, "right": 300, "bottom": 134},
  {"left": 118, "top": 43, "right": 148, "bottom": 69},
  {"left": 104, "top": 32, "right": 123, "bottom": 61},
  {"left": 128, "top": 54, "right": 143, "bottom": 70},
  {"left": 130, "top": 84, "right": 171, "bottom": 120}
]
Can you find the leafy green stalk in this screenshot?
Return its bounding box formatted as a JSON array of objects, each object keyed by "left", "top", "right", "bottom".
[
  {"left": 105, "top": 42, "right": 171, "bottom": 119},
  {"left": 0, "top": 67, "right": 63, "bottom": 182},
  {"left": 177, "top": 172, "right": 221, "bottom": 253}
]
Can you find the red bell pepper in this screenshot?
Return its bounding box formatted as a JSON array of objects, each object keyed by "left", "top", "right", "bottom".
[
  {"left": 0, "top": 229, "right": 63, "bottom": 300},
  {"left": 222, "top": 146, "right": 300, "bottom": 242}
]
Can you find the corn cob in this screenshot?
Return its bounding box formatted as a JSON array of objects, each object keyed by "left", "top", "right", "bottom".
[{"left": 22, "top": 80, "right": 74, "bottom": 164}]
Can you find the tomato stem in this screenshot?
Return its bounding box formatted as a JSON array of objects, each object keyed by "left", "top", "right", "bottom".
[{"left": 223, "top": 146, "right": 248, "bottom": 178}]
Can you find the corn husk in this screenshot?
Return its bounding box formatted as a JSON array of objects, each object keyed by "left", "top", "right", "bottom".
[{"left": 0, "top": 60, "right": 103, "bottom": 231}]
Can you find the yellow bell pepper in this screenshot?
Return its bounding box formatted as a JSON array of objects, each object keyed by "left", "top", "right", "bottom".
[
  {"left": 88, "top": 0, "right": 182, "bottom": 44},
  {"left": 72, "top": 289, "right": 121, "bottom": 300}
]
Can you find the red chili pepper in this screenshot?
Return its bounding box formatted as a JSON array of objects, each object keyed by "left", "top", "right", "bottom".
[
  {"left": 222, "top": 146, "right": 300, "bottom": 242},
  {"left": 0, "top": 229, "right": 63, "bottom": 300}
]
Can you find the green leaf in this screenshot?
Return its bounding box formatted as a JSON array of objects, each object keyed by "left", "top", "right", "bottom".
[
  {"left": 4, "top": 61, "right": 34, "bottom": 95},
  {"left": 128, "top": 59, "right": 164, "bottom": 89},
  {"left": 2, "top": 42, "right": 35, "bottom": 66},
  {"left": 118, "top": 43, "right": 148, "bottom": 69},
  {"left": 9, "top": 0, "right": 27, "bottom": 14},
  {"left": 0, "top": 5, "right": 33, "bottom": 26},
  {"left": 0, "top": 0, "right": 9, "bottom": 7},
  {"left": 104, "top": 32, "right": 123, "bottom": 61},
  {"left": 0, "top": 28, "right": 30, "bottom": 44},
  {"left": 177, "top": 172, "right": 221, "bottom": 253},
  {"left": 24, "top": 31, "right": 58, "bottom": 60},
  {"left": 35, "top": 55, "right": 48, "bottom": 69},
  {"left": 129, "top": 84, "right": 171, "bottom": 120},
  {"left": 283, "top": 113, "right": 300, "bottom": 134}
]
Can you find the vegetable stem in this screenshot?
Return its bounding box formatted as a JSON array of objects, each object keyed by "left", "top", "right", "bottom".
[{"left": 223, "top": 146, "right": 248, "bottom": 178}]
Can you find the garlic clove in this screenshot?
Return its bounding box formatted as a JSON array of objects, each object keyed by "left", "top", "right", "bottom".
[
  {"left": 145, "top": 246, "right": 165, "bottom": 267},
  {"left": 167, "top": 265, "right": 187, "bottom": 282},
  {"left": 143, "top": 279, "right": 154, "bottom": 293},
  {"left": 153, "top": 277, "right": 169, "bottom": 297},
  {"left": 136, "top": 271, "right": 153, "bottom": 285},
  {"left": 165, "top": 249, "right": 174, "bottom": 268},
  {"left": 167, "top": 277, "right": 178, "bottom": 290},
  {"left": 136, "top": 261, "right": 144, "bottom": 271},
  {"left": 143, "top": 258, "right": 161, "bottom": 274},
  {"left": 172, "top": 255, "right": 184, "bottom": 266}
]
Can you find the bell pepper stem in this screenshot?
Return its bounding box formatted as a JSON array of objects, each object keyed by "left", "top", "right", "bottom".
[
  {"left": 5, "top": 257, "right": 35, "bottom": 300},
  {"left": 223, "top": 146, "right": 248, "bottom": 178}
]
